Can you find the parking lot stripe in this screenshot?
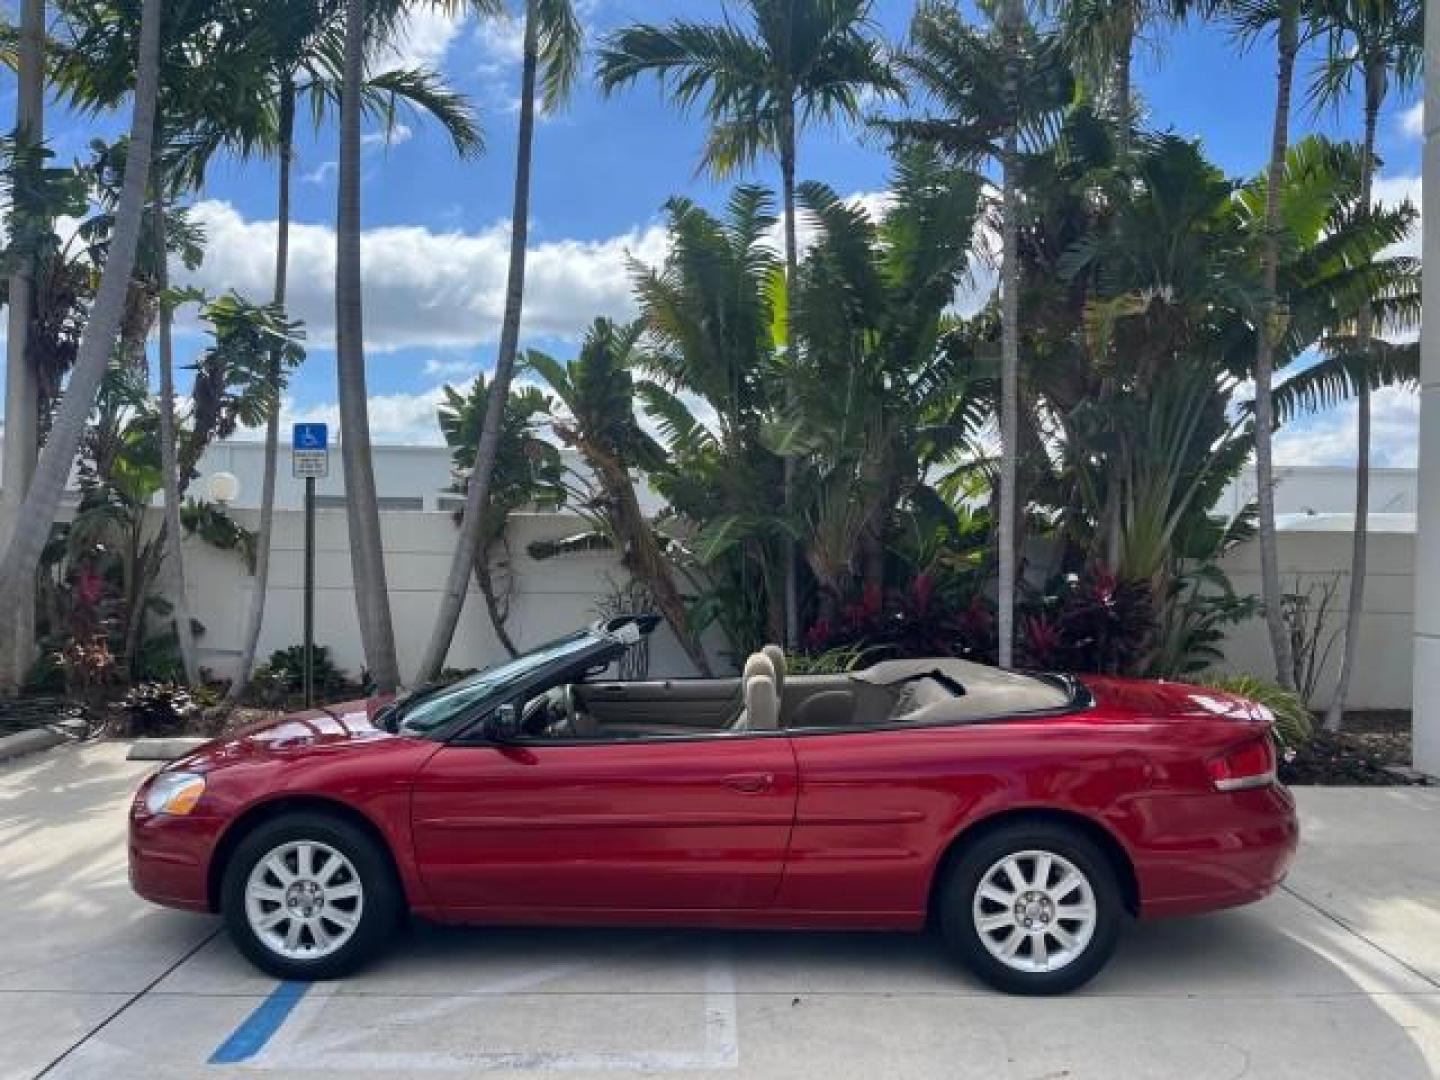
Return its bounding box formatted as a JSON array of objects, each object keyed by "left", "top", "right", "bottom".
[{"left": 208, "top": 981, "right": 313, "bottom": 1064}]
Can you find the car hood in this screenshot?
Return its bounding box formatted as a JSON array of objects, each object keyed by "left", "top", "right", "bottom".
[{"left": 173, "top": 698, "right": 396, "bottom": 772}]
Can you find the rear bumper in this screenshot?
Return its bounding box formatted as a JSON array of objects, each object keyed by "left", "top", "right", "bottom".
[
  {"left": 129, "top": 810, "right": 223, "bottom": 913},
  {"left": 1130, "top": 783, "right": 1299, "bottom": 918}
]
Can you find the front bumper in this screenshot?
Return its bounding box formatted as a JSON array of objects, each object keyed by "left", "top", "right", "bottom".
[
  {"left": 129, "top": 809, "right": 224, "bottom": 913},
  {"left": 1130, "top": 783, "right": 1300, "bottom": 918}
]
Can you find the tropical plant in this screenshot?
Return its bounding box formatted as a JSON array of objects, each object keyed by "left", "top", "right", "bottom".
[
  {"left": 886, "top": 0, "right": 1073, "bottom": 667},
  {"left": 418, "top": 0, "right": 581, "bottom": 683},
  {"left": 1280, "top": 572, "right": 1342, "bottom": 706},
  {"left": 598, "top": 0, "right": 902, "bottom": 646},
  {"left": 1202, "top": 672, "right": 1313, "bottom": 750},
  {"left": 437, "top": 372, "right": 564, "bottom": 657},
  {"left": 1309, "top": 0, "right": 1423, "bottom": 731},
  {"left": 230, "top": 0, "right": 482, "bottom": 703},
  {"left": 1, "top": 0, "right": 49, "bottom": 687},
  {"left": 529, "top": 318, "right": 714, "bottom": 676},
  {"left": 335, "top": 0, "right": 397, "bottom": 691},
  {"left": 1222, "top": 0, "right": 1315, "bottom": 694},
  {"left": 0, "top": 0, "right": 162, "bottom": 691}
]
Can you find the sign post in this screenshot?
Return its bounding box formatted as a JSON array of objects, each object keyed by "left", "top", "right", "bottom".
[{"left": 292, "top": 423, "right": 329, "bottom": 708}]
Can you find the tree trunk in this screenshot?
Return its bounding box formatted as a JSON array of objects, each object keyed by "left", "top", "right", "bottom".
[
  {"left": 0, "top": 0, "right": 162, "bottom": 682},
  {"left": 474, "top": 539, "right": 520, "bottom": 659},
  {"left": 1254, "top": 1, "right": 1300, "bottom": 692},
  {"left": 1326, "top": 74, "right": 1381, "bottom": 732},
  {"left": 594, "top": 447, "right": 712, "bottom": 677},
  {"left": 336, "top": 0, "right": 400, "bottom": 691},
  {"left": 779, "top": 97, "right": 800, "bottom": 650},
  {"left": 996, "top": 0, "right": 1021, "bottom": 670},
  {"left": 416, "top": 2, "right": 538, "bottom": 683},
  {"left": 0, "top": 0, "right": 45, "bottom": 690},
  {"left": 153, "top": 199, "right": 201, "bottom": 685},
  {"left": 1113, "top": 2, "right": 1134, "bottom": 156},
  {"left": 226, "top": 80, "right": 295, "bottom": 704}
]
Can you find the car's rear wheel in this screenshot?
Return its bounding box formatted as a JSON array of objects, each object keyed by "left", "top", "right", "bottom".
[
  {"left": 938, "top": 821, "right": 1122, "bottom": 995},
  {"left": 221, "top": 812, "right": 400, "bottom": 980}
]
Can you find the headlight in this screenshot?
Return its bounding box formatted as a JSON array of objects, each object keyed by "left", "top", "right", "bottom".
[{"left": 144, "top": 771, "right": 206, "bottom": 816}]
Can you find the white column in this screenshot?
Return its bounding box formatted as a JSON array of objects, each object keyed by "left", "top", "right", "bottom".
[{"left": 1413, "top": 0, "right": 1440, "bottom": 776}]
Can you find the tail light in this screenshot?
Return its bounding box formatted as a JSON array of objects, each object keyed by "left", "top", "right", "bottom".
[{"left": 1207, "top": 737, "right": 1276, "bottom": 792}]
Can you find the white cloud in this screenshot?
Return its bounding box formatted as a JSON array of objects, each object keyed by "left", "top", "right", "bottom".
[
  {"left": 1275, "top": 385, "right": 1420, "bottom": 468},
  {"left": 177, "top": 200, "right": 669, "bottom": 352},
  {"left": 376, "top": 8, "right": 464, "bottom": 73},
  {"left": 1399, "top": 100, "right": 1424, "bottom": 141},
  {"left": 1372, "top": 172, "right": 1421, "bottom": 259},
  {"left": 423, "top": 357, "right": 481, "bottom": 379},
  {"left": 301, "top": 160, "right": 338, "bottom": 186},
  {"left": 473, "top": 13, "right": 526, "bottom": 72},
  {"left": 362, "top": 122, "right": 413, "bottom": 149}
]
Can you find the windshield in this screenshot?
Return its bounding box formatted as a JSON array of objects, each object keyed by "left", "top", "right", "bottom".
[{"left": 394, "top": 631, "right": 600, "bottom": 736}]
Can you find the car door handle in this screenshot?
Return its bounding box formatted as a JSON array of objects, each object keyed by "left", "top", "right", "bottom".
[{"left": 723, "top": 772, "right": 775, "bottom": 794}]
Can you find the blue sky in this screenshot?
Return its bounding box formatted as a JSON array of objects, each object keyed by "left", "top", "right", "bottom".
[{"left": 5, "top": 1, "right": 1427, "bottom": 463}]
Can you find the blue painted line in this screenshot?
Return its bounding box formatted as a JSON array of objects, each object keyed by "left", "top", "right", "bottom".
[{"left": 208, "top": 980, "right": 311, "bottom": 1064}]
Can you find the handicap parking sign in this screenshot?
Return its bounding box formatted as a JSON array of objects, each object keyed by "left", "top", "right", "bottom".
[{"left": 292, "top": 423, "right": 329, "bottom": 478}]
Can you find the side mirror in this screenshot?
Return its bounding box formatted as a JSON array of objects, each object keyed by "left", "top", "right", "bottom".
[{"left": 485, "top": 702, "right": 521, "bottom": 743}]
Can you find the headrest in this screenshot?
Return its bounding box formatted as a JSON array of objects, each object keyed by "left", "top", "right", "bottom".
[
  {"left": 743, "top": 652, "right": 777, "bottom": 683},
  {"left": 742, "top": 672, "right": 778, "bottom": 731},
  {"left": 760, "top": 645, "right": 786, "bottom": 694}
]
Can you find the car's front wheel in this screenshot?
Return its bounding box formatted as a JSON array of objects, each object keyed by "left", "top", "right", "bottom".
[
  {"left": 938, "top": 821, "right": 1122, "bottom": 995},
  {"left": 221, "top": 812, "right": 400, "bottom": 980}
]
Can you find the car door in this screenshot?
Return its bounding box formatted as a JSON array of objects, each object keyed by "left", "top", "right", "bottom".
[{"left": 410, "top": 732, "right": 798, "bottom": 914}]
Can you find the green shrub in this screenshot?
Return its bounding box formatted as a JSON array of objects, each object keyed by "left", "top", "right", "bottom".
[
  {"left": 249, "top": 645, "right": 357, "bottom": 706},
  {"left": 114, "top": 682, "right": 201, "bottom": 736},
  {"left": 1202, "top": 674, "right": 1313, "bottom": 751}
]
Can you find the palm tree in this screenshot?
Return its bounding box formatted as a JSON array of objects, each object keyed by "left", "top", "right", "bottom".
[
  {"left": 0, "top": 0, "right": 162, "bottom": 680},
  {"left": 596, "top": 0, "right": 901, "bottom": 647},
  {"left": 416, "top": 0, "right": 578, "bottom": 684},
  {"left": 0, "top": 0, "right": 46, "bottom": 688},
  {"left": 886, "top": 0, "right": 1072, "bottom": 667},
  {"left": 529, "top": 320, "right": 715, "bottom": 676},
  {"left": 335, "top": 0, "right": 397, "bottom": 691},
  {"left": 437, "top": 373, "right": 564, "bottom": 658},
  {"left": 1048, "top": 0, "right": 1191, "bottom": 152},
  {"left": 228, "top": 0, "right": 481, "bottom": 703},
  {"left": 1214, "top": 0, "right": 1315, "bottom": 692},
  {"left": 1310, "top": 0, "right": 1423, "bottom": 730}
]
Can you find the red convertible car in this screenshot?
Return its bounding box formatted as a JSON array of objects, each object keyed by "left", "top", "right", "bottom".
[{"left": 130, "top": 616, "right": 1297, "bottom": 995}]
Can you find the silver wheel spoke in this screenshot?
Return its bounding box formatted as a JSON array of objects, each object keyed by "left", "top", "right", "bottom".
[
  {"left": 283, "top": 918, "right": 304, "bottom": 953},
  {"left": 250, "top": 885, "right": 286, "bottom": 905},
  {"left": 327, "top": 883, "right": 361, "bottom": 902},
  {"left": 256, "top": 908, "right": 289, "bottom": 931},
  {"left": 1031, "top": 932, "right": 1049, "bottom": 969},
  {"left": 264, "top": 854, "right": 294, "bottom": 886},
  {"left": 999, "top": 858, "right": 1025, "bottom": 893},
  {"left": 1032, "top": 853, "right": 1053, "bottom": 890},
  {"left": 999, "top": 929, "right": 1025, "bottom": 959},
  {"left": 977, "top": 912, "right": 1016, "bottom": 934},
  {"left": 295, "top": 843, "right": 315, "bottom": 880},
  {"left": 1052, "top": 871, "right": 1083, "bottom": 902},
  {"left": 978, "top": 884, "right": 1016, "bottom": 907}
]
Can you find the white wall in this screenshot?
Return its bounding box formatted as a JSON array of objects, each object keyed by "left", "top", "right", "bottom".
[
  {"left": 1215, "top": 524, "right": 1415, "bottom": 710},
  {"left": 178, "top": 508, "right": 727, "bottom": 685}
]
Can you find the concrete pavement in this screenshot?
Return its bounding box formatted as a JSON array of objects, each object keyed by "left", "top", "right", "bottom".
[{"left": 2, "top": 742, "right": 1437, "bottom": 1080}]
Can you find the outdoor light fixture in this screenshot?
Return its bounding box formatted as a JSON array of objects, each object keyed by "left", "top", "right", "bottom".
[{"left": 208, "top": 471, "right": 240, "bottom": 506}]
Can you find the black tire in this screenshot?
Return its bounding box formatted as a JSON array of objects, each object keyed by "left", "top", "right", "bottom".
[
  {"left": 937, "top": 821, "right": 1122, "bottom": 995},
  {"left": 221, "top": 811, "right": 401, "bottom": 980}
]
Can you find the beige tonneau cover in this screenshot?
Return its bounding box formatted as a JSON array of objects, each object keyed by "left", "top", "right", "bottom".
[{"left": 849, "top": 658, "right": 1074, "bottom": 722}]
